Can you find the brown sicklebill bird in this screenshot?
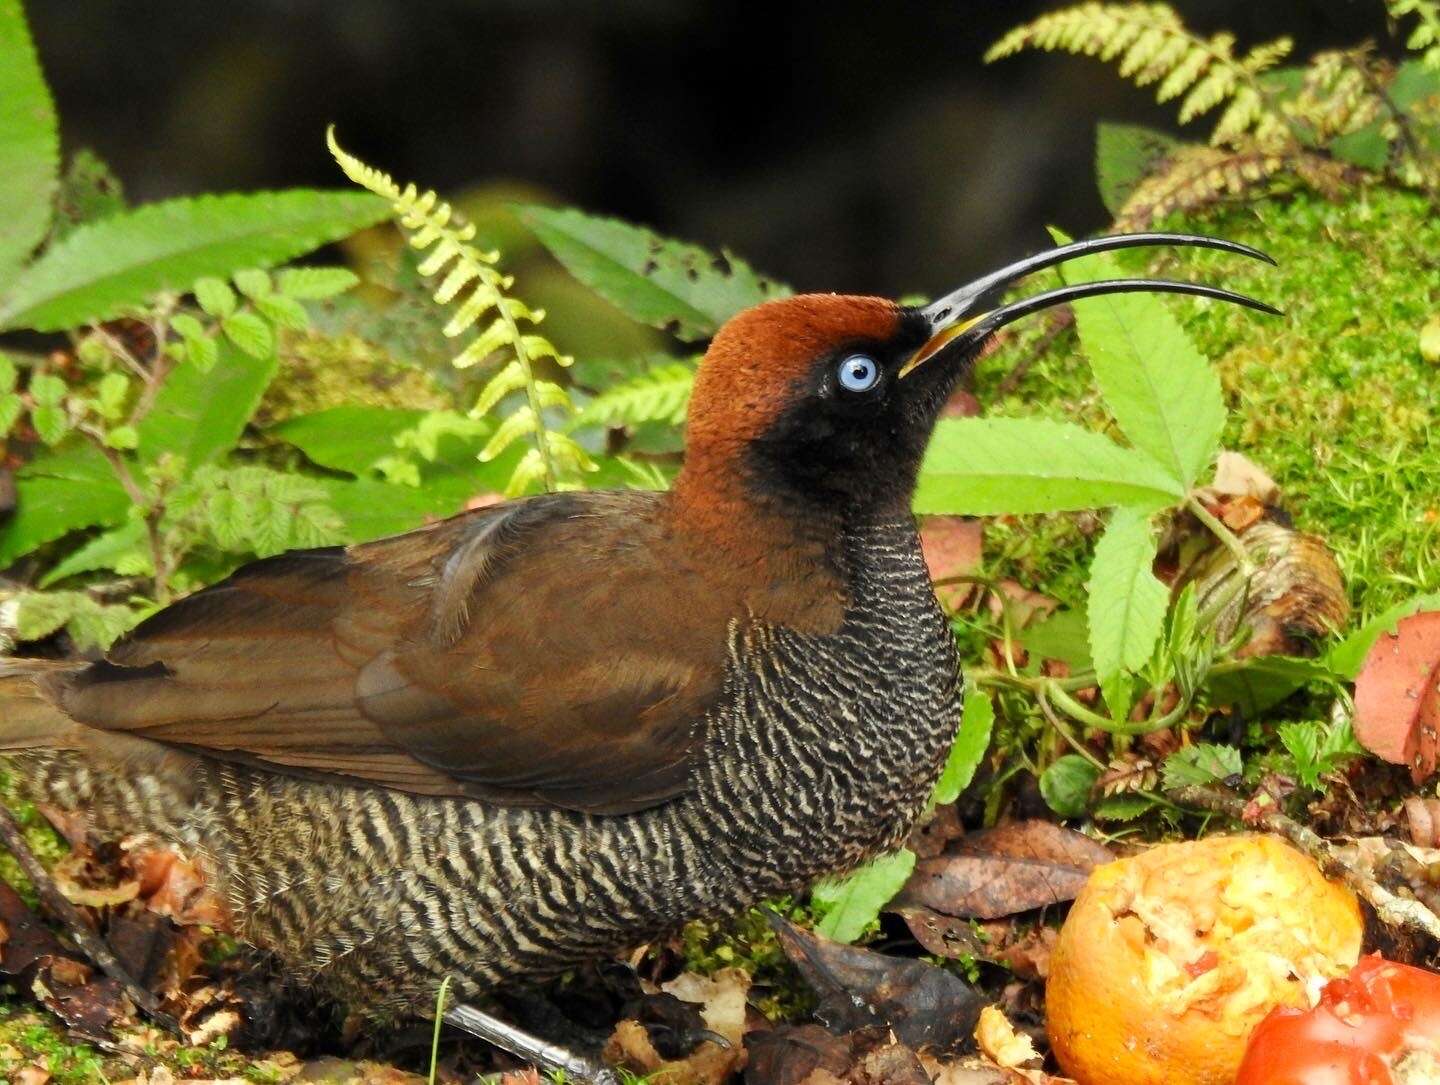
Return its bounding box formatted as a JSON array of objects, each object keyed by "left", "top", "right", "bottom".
[{"left": 0, "top": 233, "right": 1275, "bottom": 1081}]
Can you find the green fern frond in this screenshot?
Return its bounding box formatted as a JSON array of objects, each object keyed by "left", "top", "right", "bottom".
[
  {"left": 1391, "top": 0, "right": 1440, "bottom": 69},
  {"left": 576, "top": 362, "right": 695, "bottom": 430},
  {"left": 327, "top": 128, "right": 585, "bottom": 495},
  {"left": 987, "top": 4, "right": 1294, "bottom": 146}
]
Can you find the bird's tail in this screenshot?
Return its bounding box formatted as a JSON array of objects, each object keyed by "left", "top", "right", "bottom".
[{"left": 0, "top": 658, "right": 89, "bottom": 752}]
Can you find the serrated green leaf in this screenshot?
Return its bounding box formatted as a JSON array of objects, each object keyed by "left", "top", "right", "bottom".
[
  {"left": 188, "top": 335, "right": 218, "bottom": 373},
  {"left": 0, "top": 190, "right": 388, "bottom": 331},
  {"left": 1095, "top": 123, "right": 1179, "bottom": 216},
  {"left": 40, "top": 520, "right": 149, "bottom": 586},
  {"left": 1099, "top": 669, "right": 1135, "bottom": 723},
  {"left": 0, "top": 444, "right": 130, "bottom": 566},
  {"left": 915, "top": 418, "right": 1183, "bottom": 516},
  {"left": 95, "top": 372, "right": 129, "bottom": 420},
  {"left": 575, "top": 362, "right": 695, "bottom": 429},
  {"left": 812, "top": 849, "right": 917, "bottom": 944},
  {"left": 232, "top": 268, "right": 271, "bottom": 298},
  {"left": 220, "top": 311, "right": 273, "bottom": 358},
  {"left": 1162, "top": 743, "right": 1243, "bottom": 791},
  {"left": 519, "top": 204, "right": 789, "bottom": 341},
  {"left": 1278, "top": 721, "right": 1322, "bottom": 789},
  {"left": 254, "top": 292, "right": 309, "bottom": 331},
  {"left": 275, "top": 266, "right": 358, "bottom": 299},
  {"left": 1087, "top": 507, "right": 1168, "bottom": 678},
  {"left": 137, "top": 339, "right": 277, "bottom": 467},
  {"left": 1055, "top": 232, "right": 1224, "bottom": 490},
  {"left": 0, "top": 392, "right": 22, "bottom": 437},
  {"left": 0, "top": 0, "right": 59, "bottom": 286},
  {"left": 931, "top": 688, "right": 994, "bottom": 806},
  {"left": 1019, "top": 609, "right": 1092, "bottom": 670},
  {"left": 170, "top": 312, "right": 205, "bottom": 339},
  {"left": 269, "top": 405, "right": 430, "bottom": 476},
  {"left": 31, "top": 403, "right": 68, "bottom": 445},
  {"left": 104, "top": 424, "right": 138, "bottom": 449},
  {"left": 193, "top": 277, "right": 236, "bottom": 317},
  {"left": 29, "top": 372, "right": 65, "bottom": 406},
  {"left": 1040, "top": 755, "right": 1101, "bottom": 819}
]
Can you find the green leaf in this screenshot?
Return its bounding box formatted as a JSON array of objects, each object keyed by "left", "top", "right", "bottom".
[
  {"left": 1019, "top": 609, "right": 1092, "bottom": 670},
  {"left": 221, "top": 311, "right": 273, "bottom": 358},
  {"left": 931, "top": 689, "right": 994, "bottom": 806},
  {"left": 0, "top": 392, "right": 22, "bottom": 437},
  {"left": 1095, "top": 123, "right": 1178, "bottom": 217},
  {"left": 1205, "top": 654, "right": 1332, "bottom": 716},
  {"left": 0, "top": 0, "right": 59, "bottom": 285},
  {"left": 0, "top": 354, "right": 16, "bottom": 393},
  {"left": 137, "top": 339, "right": 278, "bottom": 467},
  {"left": 1093, "top": 793, "right": 1156, "bottom": 821},
  {"left": 0, "top": 444, "right": 130, "bottom": 566},
  {"left": 812, "top": 850, "right": 917, "bottom": 944},
  {"left": 1162, "top": 743, "right": 1243, "bottom": 791},
  {"left": 574, "top": 362, "right": 695, "bottom": 429},
  {"left": 519, "top": 204, "right": 788, "bottom": 341},
  {"left": 269, "top": 405, "right": 429, "bottom": 476},
  {"left": 31, "top": 404, "right": 68, "bottom": 445},
  {"left": 254, "top": 292, "right": 309, "bottom": 331},
  {"left": 1055, "top": 232, "right": 1224, "bottom": 490},
  {"left": 0, "top": 190, "right": 388, "bottom": 332},
  {"left": 914, "top": 418, "right": 1183, "bottom": 515},
  {"left": 232, "top": 268, "right": 271, "bottom": 298},
  {"left": 275, "top": 266, "right": 358, "bottom": 299},
  {"left": 1278, "top": 721, "right": 1323, "bottom": 789},
  {"left": 39, "top": 520, "right": 149, "bottom": 586},
  {"left": 1326, "top": 591, "right": 1440, "bottom": 679},
  {"left": 1086, "top": 507, "right": 1169, "bottom": 678},
  {"left": 1040, "top": 755, "right": 1101, "bottom": 818},
  {"left": 29, "top": 372, "right": 65, "bottom": 406},
  {"left": 193, "top": 277, "right": 236, "bottom": 317},
  {"left": 1099, "top": 669, "right": 1135, "bottom": 723}
]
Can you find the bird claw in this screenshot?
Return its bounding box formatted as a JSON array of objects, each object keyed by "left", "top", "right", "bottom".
[{"left": 444, "top": 1001, "right": 621, "bottom": 1084}]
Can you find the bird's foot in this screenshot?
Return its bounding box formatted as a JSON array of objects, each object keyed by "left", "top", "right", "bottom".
[
  {"left": 444, "top": 1001, "right": 621, "bottom": 1085},
  {"left": 0, "top": 802, "right": 181, "bottom": 1035}
]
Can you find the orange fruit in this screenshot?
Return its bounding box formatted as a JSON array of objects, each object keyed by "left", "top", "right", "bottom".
[{"left": 1046, "top": 834, "right": 1363, "bottom": 1085}]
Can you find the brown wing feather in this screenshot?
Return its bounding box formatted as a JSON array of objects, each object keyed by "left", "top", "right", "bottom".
[{"left": 53, "top": 490, "right": 732, "bottom": 812}]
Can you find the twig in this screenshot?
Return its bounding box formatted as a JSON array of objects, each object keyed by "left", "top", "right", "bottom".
[
  {"left": 1172, "top": 784, "right": 1440, "bottom": 942},
  {"left": 76, "top": 425, "right": 172, "bottom": 604}
]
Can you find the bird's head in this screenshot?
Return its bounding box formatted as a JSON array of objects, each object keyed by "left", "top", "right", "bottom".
[{"left": 678, "top": 232, "right": 1276, "bottom": 524}]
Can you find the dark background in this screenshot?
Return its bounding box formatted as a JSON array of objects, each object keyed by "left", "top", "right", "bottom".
[{"left": 28, "top": 2, "right": 1398, "bottom": 297}]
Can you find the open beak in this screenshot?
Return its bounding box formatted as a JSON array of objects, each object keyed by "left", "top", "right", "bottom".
[{"left": 900, "top": 232, "right": 1280, "bottom": 377}]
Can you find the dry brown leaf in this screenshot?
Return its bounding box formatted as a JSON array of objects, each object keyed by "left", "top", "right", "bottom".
[
  {"left": 14, "top": 1064, "right": 51, "bottom": 1085},
  {"left": 743, "top": 1024, "right": 853, "bottom": 1085},
  {"left": 1206, "top": 451, "right": 1279, "bottom": 503},
  {"left": 768, "top": 913, "right": 984, "bottom": 1054},
  {"left": 661, "top": 967, "right": 751, "bottom": 1046},
  {"left": 604, "top": 1018, "right": 739, "bottom": 1085},
  {"left": 1355, "top": 611, "right": 1440, "bottom": 782},
  {"left": 53, "top": 851, "right": 140, "bottom": 909},
  {"left": 895, "top": 821, "right": 1112, "bottom": 920}
]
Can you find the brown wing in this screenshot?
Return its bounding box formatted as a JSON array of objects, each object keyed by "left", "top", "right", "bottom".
[{"left": 52, "top": 490, "right": 731, "bottom": 813}]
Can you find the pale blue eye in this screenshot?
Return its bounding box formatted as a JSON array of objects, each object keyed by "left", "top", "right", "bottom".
[{"left": 837, "top": 354, "right": 879, "bottom": 392}]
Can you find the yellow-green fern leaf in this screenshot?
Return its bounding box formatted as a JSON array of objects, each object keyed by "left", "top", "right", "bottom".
[{"left": 987, "top": 4, "right": 1293, "bottom": 147}]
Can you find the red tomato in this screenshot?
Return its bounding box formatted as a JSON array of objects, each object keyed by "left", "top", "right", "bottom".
[{"left": 1236, "top": 955, "right": 1440, "bottom": 1085}]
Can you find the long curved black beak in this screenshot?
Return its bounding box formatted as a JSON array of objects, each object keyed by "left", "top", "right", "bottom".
[{"left": 900, "top": 232, "right": 1280, "bottom": 377}]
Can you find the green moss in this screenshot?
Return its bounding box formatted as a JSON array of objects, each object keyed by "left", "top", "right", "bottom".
[
  {"left": 257, "top": 331, "right": 451, "bottom": 426},
  {"left": 973, "top": 185, "right": 1440, "bottom": 623},
  {"left": 678, "top": 901, "right": 816, "bottom": 1021}
]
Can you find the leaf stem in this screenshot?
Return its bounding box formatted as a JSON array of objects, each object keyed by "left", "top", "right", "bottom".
[
  {"left": 1187, "top": 494, "right": 1255, "bottom": 577},
  {"left": 77, "top": 424, "right": 172, "bottom": 605}
]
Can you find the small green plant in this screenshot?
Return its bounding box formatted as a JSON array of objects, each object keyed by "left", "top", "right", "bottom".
[{"left": 990, "top": 2, "right": 1440, "bottom": 224}]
